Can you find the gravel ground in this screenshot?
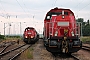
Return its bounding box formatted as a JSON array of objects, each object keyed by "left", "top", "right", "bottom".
[
  {"left": 72, "top": 49, "right": 90, "bottom": 60},
  {"left": 17, "top": 39, "right": 54, "bottom": 60},
  {"left": 14, "top": 39, "right": 90, "bottom": 60},
  {"left": 33, "top": 39, "right": 54, "bottom": 60},
  {"left": 33, "top": 40, "right": 90, "bottom": 60}
]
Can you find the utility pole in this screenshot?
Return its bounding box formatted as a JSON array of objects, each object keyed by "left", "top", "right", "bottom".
[
  {"left": 8, "top": 15, "right": 11, "bottom": 36},
  {"left": 9, "top": 23, "right": 11, "bottom": 36},
  {"left": 20, "top": 22, "right": 21, "bottom": 36},
  {"left": 4, "top": 23, "right": 5, "bottom": 36}
]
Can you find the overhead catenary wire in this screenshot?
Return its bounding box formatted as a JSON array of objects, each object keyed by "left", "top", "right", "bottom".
[
  {"left": 52, "top": 0, "right": 73, "bottom": 8},
  {"left": 21, "top": 0, "right": 43, "bottom": 28},
  {"left": 77, "top": 2, "right": 90, "bottom": 13},
  {"left": 16, "top": 0, "right": 32, "bottom": 19},
  {"left": 16, "top": 0, "right": 39, "bottom": 31},
  {"left": 21, "top": 0, "right": 30, "bottom": 13},
  {"left": 74, "top": 0, "right": 85, "bottom": 8},
  {"left": 0, "top": 0, "right": 10, "bottom": 19},
  {"left": 22, "top": 0, "right": 33, "bottom": 16},
  {"left": 0, "top": 0, "right": 20, "bottom": 19},
  {"left": 73, "top": 0, "right": 85, "bottom": 18},
  {"left": 76, "top": 1, "right": 90, "bottom": 19},
  {"left": 0, "top": 0, "right": 11, "bottom": 36},
  {"left": 52, "top": 0, "right": 57, "bottom": 7},
  {"left": 0, "top": 0, "right": 16, "bottom": 6},
  {"left": 16, "top": 0, "right": 27, "bottom": 14}
]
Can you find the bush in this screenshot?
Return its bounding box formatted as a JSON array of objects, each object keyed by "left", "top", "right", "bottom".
[
  {"left": 5, "top": 35, "right": 21, "bottom": 38},
  {"left": 0, "top": 35, "right": 5, "bottom": 39},
  {"left": 81, "top": 36, "right": 90, "bottom": 43}
]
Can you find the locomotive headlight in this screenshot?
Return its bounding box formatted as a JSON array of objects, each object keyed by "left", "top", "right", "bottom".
[
  {"left": 25, "top": 36, "right": 28, "bottom": 38},
  {"left": 31, "top": 36, "right": 34, "bottom": 38},
  {"left": 71, "top": 31, "right": 74, "bottom": 36},
  {"left": 62, "top": 16, "right": 65, "bottom": 19},
  {"left": 55, "top": 31, "right": 58, "bottom": 36},
  {"left": 62, "top": 10, "right": 64, "bottom": 19}
]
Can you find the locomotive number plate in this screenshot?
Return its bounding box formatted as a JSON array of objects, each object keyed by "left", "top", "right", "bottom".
[
  {"left": 57, "top": 22, "right": 69, "bottom": 26},
  {"left": 28, "top": 32, "right": 31, "bottom": 34}
]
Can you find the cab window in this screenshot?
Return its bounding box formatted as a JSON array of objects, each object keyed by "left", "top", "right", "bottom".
[{"left": 47, "top": 16, "right": 51, "bottom": 19}]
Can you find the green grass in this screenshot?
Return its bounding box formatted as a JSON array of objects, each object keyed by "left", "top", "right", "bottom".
[
  {"left": 20, "top": 47, "right": 34, "bottom": 59},
  {"left": 5, "top": 37, "right": 21, "bottom": 40},
  {"left": 27, "top": 48, "right": 34, "bottom": 59},
  {"left": 0, "top": 37, "right": 21, "bottom": 43},
  {"left": 81, "top": 36, "right": 90, "bottom": 42}
]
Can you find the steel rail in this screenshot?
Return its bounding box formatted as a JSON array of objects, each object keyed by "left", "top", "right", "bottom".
[
  {"left": 71, "top": 54, "right": 80, "bottom": 60},
  {"left": 82, "top": 46, "right": 90, "bottom": 51},
  {"left": 0, "top": 45, "right": 9, "bottom": 54},
  {"left": 52, "top": 53, "right": 80, "bottom": 60},
  {"left": 82, "top": 46, "right": 90, "bottom": 48},
  {"left": 0, "top": 44, "right": 26, "bottom": 56},
  {"left": 9, "top": 44, "right": 31, "bottom": 60},
  {"left": 0, "top": 42, "right": 16, "bottom": 54}
]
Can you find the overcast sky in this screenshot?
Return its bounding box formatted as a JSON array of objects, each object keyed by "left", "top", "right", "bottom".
[{"left": 0, "top": 0, "right": 90, "bottom": 35}]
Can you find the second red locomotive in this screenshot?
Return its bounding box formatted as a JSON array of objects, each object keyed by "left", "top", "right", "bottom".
[
  {"left": 23, "top": 27, "right": 39, "bottom": 44},
  {"left": 43, "top": 7, "right": 82, "bottom": 54}
]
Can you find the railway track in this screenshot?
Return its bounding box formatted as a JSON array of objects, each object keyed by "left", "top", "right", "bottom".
[
  {"left": 0, "top": 44, "right": 31, "bottom": 60},
  {"left": 82, "top": 45, "right": 90, "bottom": 51},
  {"left": 52, "top": 53, "right": 80, "bottom": 60},
  {"left": 71, "top": 54, "right": 80, "bottom": 60},
  {"left": 0, "top": 41, "right": 16, "bottom": 54},
  {"left": 0, "top": 45, "right": 10, "bottom": 54}
]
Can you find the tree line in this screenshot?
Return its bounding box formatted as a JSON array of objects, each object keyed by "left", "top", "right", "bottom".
[{"left": 76, "top": 18, "right": 90, "bottom": 36}]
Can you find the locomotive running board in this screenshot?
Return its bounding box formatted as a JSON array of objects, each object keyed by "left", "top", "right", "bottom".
[
  {"left": 73, "top": 46, "right": 80, "bottom": 47},
  {"left": 49, "top": 46, "right": 57, "bottom": 47}
]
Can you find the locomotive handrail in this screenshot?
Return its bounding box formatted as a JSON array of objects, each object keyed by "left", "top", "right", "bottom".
[{"left": 45, "top": 21, "right": 80, "bottom": 38}]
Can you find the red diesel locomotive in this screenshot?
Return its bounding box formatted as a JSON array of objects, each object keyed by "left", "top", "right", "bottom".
[
  {"left": 43, "top": 7, "right": 82, "bottom": 53},
  {"left": 23, "top": 27, "right": 39, "bottom": 44}
]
